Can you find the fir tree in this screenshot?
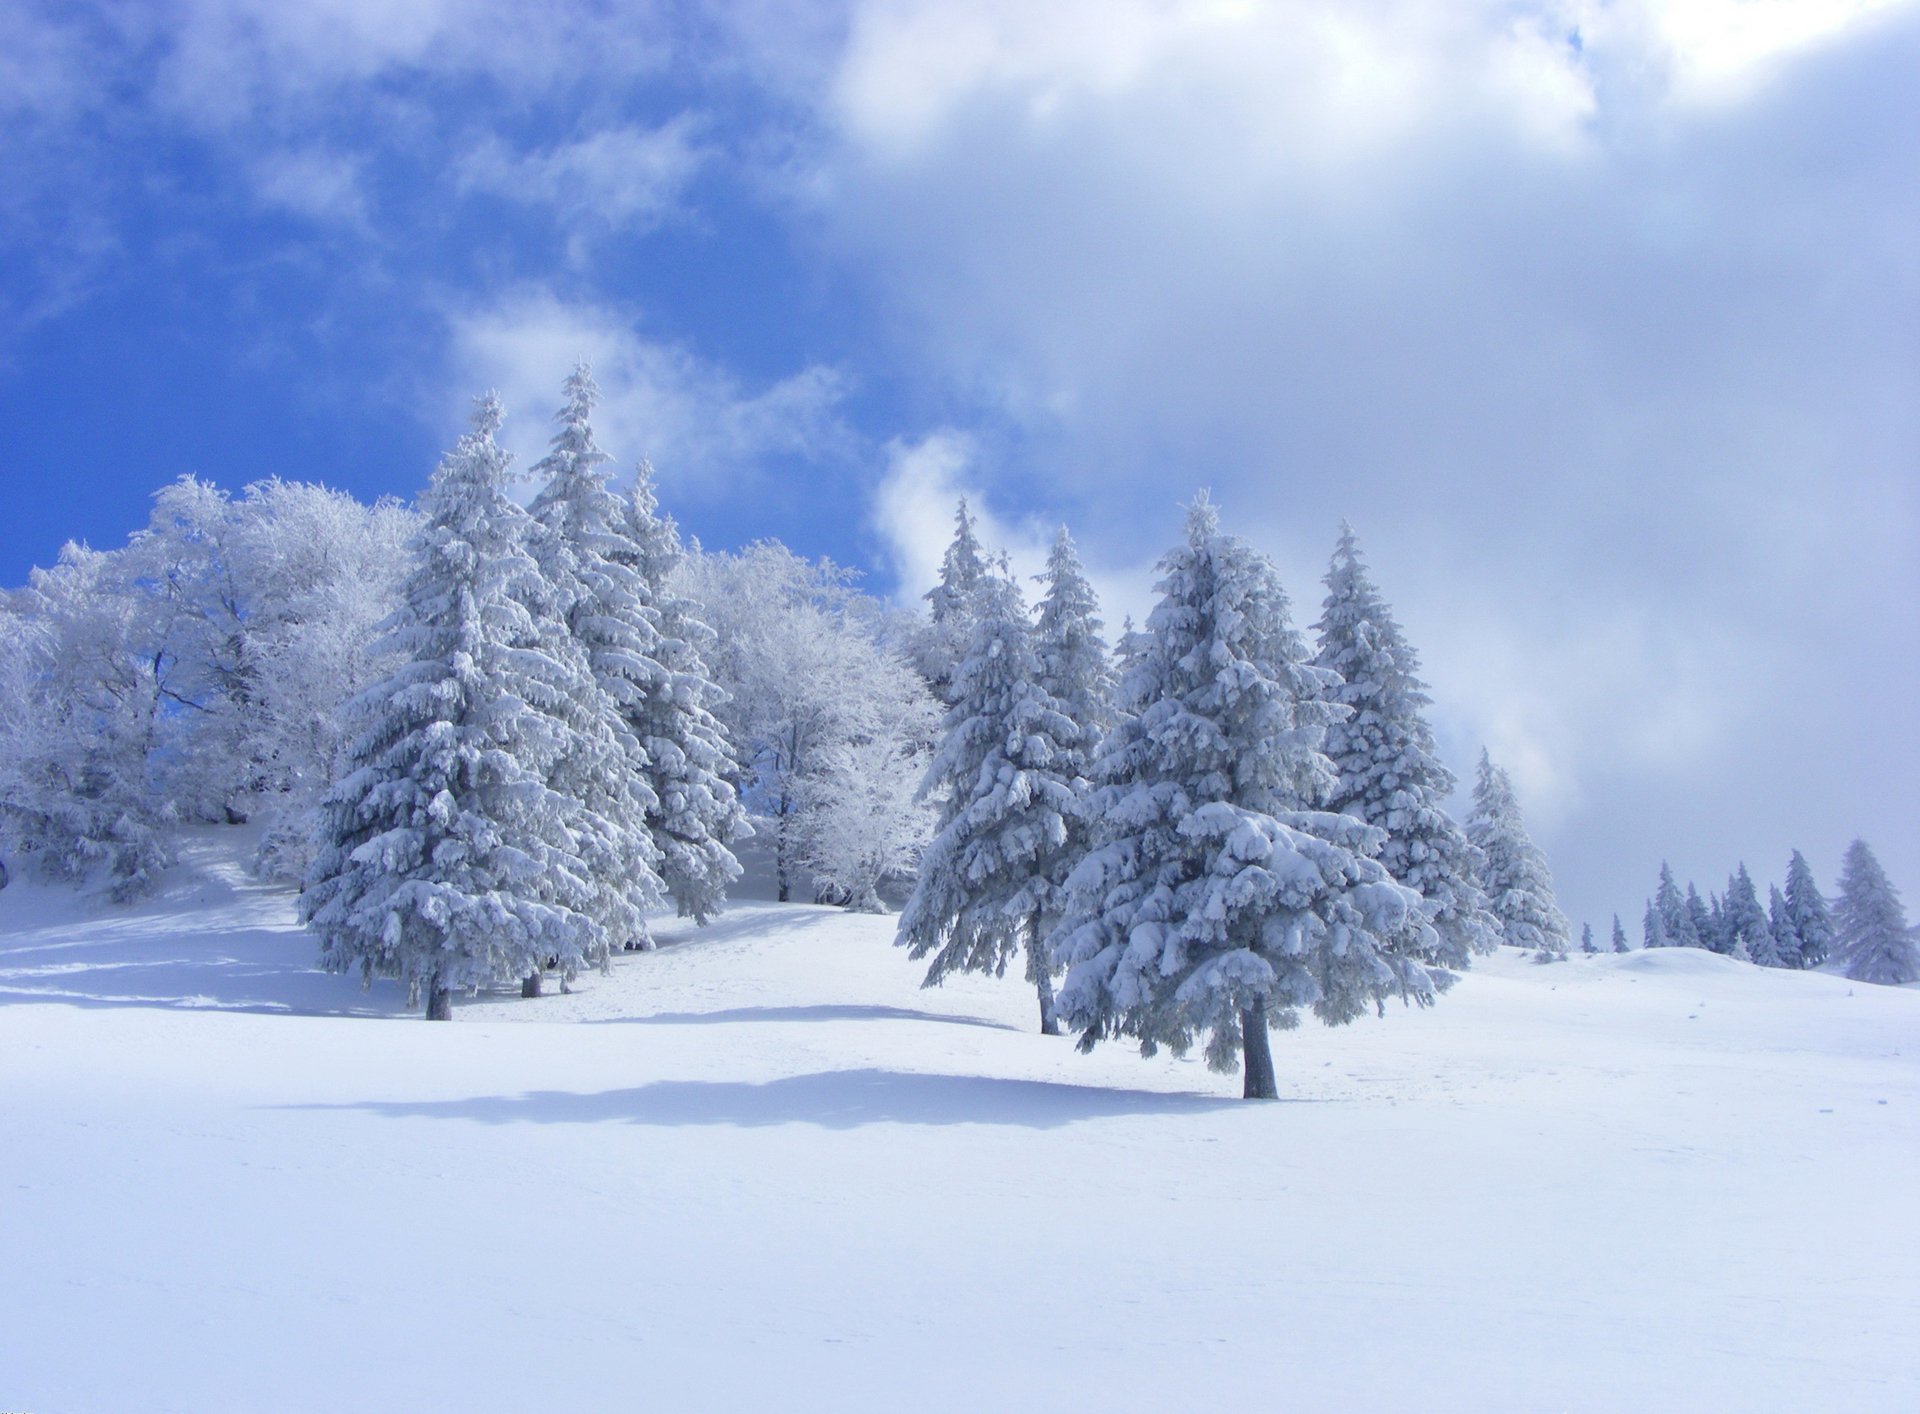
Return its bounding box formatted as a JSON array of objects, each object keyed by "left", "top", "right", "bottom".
[
  {"left": 527, "top": 365, "right": 667, "bottom": 976},
  {"left": 1049, "top": 497, "right": 1441, "bottom": 1100},
  {"left": 1768, "top": 885, "right": 1795, "bottom": 965},
  {"left": 301, "top": 396, "right": 601, "bottom": 1018},
  {"left": 1580, "top": 922, "right": 1598, "bottom": 954},
  {"left": 1466, "top": 752, "right": 1571, "bottom": 960},
  {"left": 1831, "top": 839, "right": 1917, "bottom": 985},
  {"left": 1642, "top": 900, "right": 1669, "bottom": 949},
  {"left": 898, "top": 567, "right": 1083, "bottom": 1033},
  {"left": 915, "top": 498, "right": 989, "bottom": 703},
  {"left": 1611, "top": 914, "right": 1630, "bottom": 953},
  {"left": 1654, "top": 863, "right": 1698, "bottom": 948},
  {"left": 1313, "top": 523, "right": 1499, "bottom": 966},
  {"left": 1684, "top": 885, "right": 1714, "bottom": 953},
  {"left": 1723, "top": 863, "right": 1778, "bottom": 966},
  {"left": 1783, "top": 849, "right": 1832, "bottom": 969},
  {"left": 621, "top": 462, "right": 750, "bottom": 923}
]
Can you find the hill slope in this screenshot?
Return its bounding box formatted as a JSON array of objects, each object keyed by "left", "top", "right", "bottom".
[{"left": 3, "top": 829, "right": 1917, "bottom": 1412}]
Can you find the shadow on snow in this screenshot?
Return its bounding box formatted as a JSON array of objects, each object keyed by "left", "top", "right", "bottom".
[
  {"left": 286, "top": 1067, "right": 1247, "bottom": 1130},
  {"left": 587, "top": 1003, "right": 1019, "bottom": 1033}
]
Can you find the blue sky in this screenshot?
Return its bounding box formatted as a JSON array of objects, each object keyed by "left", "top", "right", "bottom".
[{"left": 4, "top": 0, "right": 1917, "bottom": 929}]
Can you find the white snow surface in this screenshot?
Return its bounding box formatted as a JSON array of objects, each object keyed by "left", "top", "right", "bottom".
[{"left": 4, "top": 828, "right": 1917, "bottom": 1412}]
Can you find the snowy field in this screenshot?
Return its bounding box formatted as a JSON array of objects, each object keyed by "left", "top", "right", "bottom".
[{"left": 4, "top": 829, "right": 1917, "bottom": 1413}]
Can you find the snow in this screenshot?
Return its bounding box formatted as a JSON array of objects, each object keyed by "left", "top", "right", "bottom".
[{"left": 4, "top": 828, "right": 1918, "bottom": 1412}]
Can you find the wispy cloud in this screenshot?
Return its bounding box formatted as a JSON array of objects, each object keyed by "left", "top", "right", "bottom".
[{"left": 458, "top": 119, "right": 709, "bottom": 254}]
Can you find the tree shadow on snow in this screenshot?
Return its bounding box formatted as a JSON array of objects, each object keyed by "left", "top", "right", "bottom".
[
  {"left": 587, "top": 1003, "right": 1019, "bottom": 1033},
  {"left": 287, "top": 1068, "right": 1245, "bottom": 1130}
]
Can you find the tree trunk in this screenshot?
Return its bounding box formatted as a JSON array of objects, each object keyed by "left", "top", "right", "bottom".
[
  {"left": 521, "top": 972, "right": 542, "bottom": 998},
  {"left": 425, "top": 980, "right": 452, "bottom": 1021},
  {"left": 1241, "top": 1000, "right": 1277, "bottom": 1100},
  {"left": 776, "top": 799, "right": 791, "bottom": 903},
  {"left": 1027, "top": 924, "right": 1061, "bottom": 1036},
  {"left": 1036, "top": 971, "right": 1060, "bottom": 1036}
]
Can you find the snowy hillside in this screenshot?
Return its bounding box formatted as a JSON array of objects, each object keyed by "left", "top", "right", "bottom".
[{"left": 4, "top": 828, "right": 1917, "bottom": 1412}]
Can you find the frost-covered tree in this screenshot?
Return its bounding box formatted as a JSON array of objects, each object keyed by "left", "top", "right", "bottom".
[
  {"left": 1049, "top": 497, "right": 1441, "bottom": 1100},
  {"left": 525, "top": 367, "right": 670, "bottom": 971},
  {"left": 1580, "top": 922, "right": 1598, "bottom": 954},
  {"left": 1831, "top": 839, "right": 1917, "bottom": 985},
  {"left": 683, "top": 541, "right": 937, "bottom": 904},
  {"left": 1783, "top": 849, "right": 1832, "bottom": 969},
  {"left": 1313, "top": 524, "right": 1498, "bottom": 965},
  {"left": 1684, "top": 885, "right": 1714, "bottom": 954},
  {"left": 898, "top": 568, "right": 1083, "bottom": 1032},
  {"left": 1032, "top": 527, "right": 1116, "bottom": 758},
  {"left": 300, "top": 396, "right": 606, "bottom": 1018},
  {"left": 913, "top": 498, "right": 989, "bottom": 703},
  {"left": 620, "top": 462, "right": 750, "bottom": 924},
  {"left": 1466, "top": 752, "right": 1570, "bottom": 960},
  {"left": 1611, "top": 914, "right": 1630, "bottom": 953},
  {"left": 1642, "top": 900, "right": 1668, "bottom": 950},
  {"left": 1653, "top": 863, "right": 1699, "bottom": 949},
  {"left": 1724, "top": 864, "right": 1780, "bottom": 966}
]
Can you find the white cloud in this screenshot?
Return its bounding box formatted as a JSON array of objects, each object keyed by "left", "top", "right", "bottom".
[
  {"left": 442, "top": 287, "right": 850, "bottom": 501},
  {"left": 458, "top": 120, "right": 708, "bottom": 250},
  {"left": 250, "top": 148, "right": 371, "bottom": 229}
]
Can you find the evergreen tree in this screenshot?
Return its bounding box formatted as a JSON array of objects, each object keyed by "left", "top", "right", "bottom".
[
  {"left": 1654, "top": 862, "right": 1698, "bottom": 948},
  {"left": 1831, "top": 839, "right": 1917, "bottom": 985},
  {"left": 1049, "top": 497, "right": 1441, "bottom": 1100},
  {"left": 1580, "top": 922, "right": 1598, "bottom": 954},
  {"left": 527, "top": 366, "right": 667, "bottom": 977},
  {"left": 1684, "top": 885, "right": 1714, "bottom": 953},
  {"left": 1704, "top": 892, "right": 1732, "bottom": 956},
  {"left": 1031, "top": 526, "right": 1116, "bottom": 762},
  {"left": 1723, "top": 864, "right": 1779, "bottom": 966},
  {"left": 301, "top": 396, "right": 601, "bottom": 1018},
  {"left": 898, "top": 568, "right": 1082, "bottom": 1033},
  {"left": 914, "top": 498, "right": 989, "bottom": 703},
  {"left": 1768, "top": 885, "right": 1795, "bottom": 965},
  {"left": 1313, "top": 523, "right": 1499, "bottom": 965},
  {"left": 1783, "top": 849, "right": 1833, "bottom": 969},
  {"left": 1611, "top": 914, "right": 1630, "bottom": 953},
  {"left": 1642, "top": 900, "right": 1669, "bottom": 950},
  {"left": 1466, "top": 752, "right": 1571, "bottom": 960},
  {"left": 620, "top": 461, "right": 750, "bottom": 923}
]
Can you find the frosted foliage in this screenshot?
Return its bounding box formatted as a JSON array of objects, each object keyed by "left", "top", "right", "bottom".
[
  {"left": 620, "top": 463, "right": 749, "bottom": 922},
  {"left": 0, "top": 552, "right": 170, "bottom": 900},
  {"left": 300, "top": 397, "right": 617, "bottom": 1012},
  {"left": 1313, "top": 524, "right": 1498, "bottom": 965},
  {"left": 1723, "top": 864, "right": 1780, "bottom": 966},
  {"left": 1653, "top": 863, "right": 1701, "bottom": 949},
  {"left": 913, "top": 498, "right": 989, "bottom": 703},
  {"left": 1831, "top": 839, "right": 1917, "bottom": 986},
  {"left": 526, "top": 366, "right": 670, "bottom": 945},
  {"left": 1580, "top": 923, "right": 1598, "bottom": 954},
  {"left": 1611, "top": 915, "right": 1631, "bottom": 953},
  {"left": 679, "top": 541, "right": 937, "bottom": 906},
  {"left": 898, "top": 571, "right": 1083, "bottom": 988},
  {"left": 1466, "top": 753, "right": 1571, "bottom": 959},
  {"left": 1783, "top": 849, "right": 1832, "bottom": 969},
  {"left": 1049, "top": 497, "right": 1442, "bottom": 1078}
]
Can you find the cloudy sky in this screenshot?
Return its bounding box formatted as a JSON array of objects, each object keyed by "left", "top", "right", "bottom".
[{"left": 3, "top": 0, "right": 1915, "bottom": 928}]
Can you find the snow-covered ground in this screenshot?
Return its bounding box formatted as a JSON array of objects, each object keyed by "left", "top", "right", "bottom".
[{"left": 4, "top": 829, "right": 1916, "bottom": 1412}]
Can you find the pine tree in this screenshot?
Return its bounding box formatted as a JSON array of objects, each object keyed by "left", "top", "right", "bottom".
[
  {"left": 1704, "top": 892, "right": 1732, "bottom": 956},
  {"left": 1654, "top": 863, "right": 1698, "bottom": 948},
  {"left": 620, "top": 462, "right": 750, "bottom": 923},
  {"left": 1642, "top": 900, "right": 1669, "bottom": 949},
  {"left": 1611, "top": 914, "right": 1630, "bottom": 953},
  {"left": 1031, "top": 527, "right": 1115, "bottom": 762},
  {"left": 1783, "top": 849, "right": 1832, "bottom": 969},
  {"left": 1049, "top": 497, "right": 1441, "bottom": 1100},
  {"left": 1313, "top": 524, "right": 1499, "bottom": 966},
  {"left": 301, "top": 396, "right": 601, "bottom": 1018},
  {"left": 1466, "top": 752, "right": 1571, "bottom": 960},
  {"left": 1831, "top": 839, "right": 1917, "bottom": 985},
  {"left": 898, "top": 568, "right": 1083, "bottom": 1033},
  {"left": 915, "top": 498, "right": 989, "bottom": 703},
  {"left": 1768, "top": 885, "right": 1795, "bottom": 964},
  {"left": 527, "top": 366, "right": 667, "bottom": 976},
  {"left": 1724, "top": 864, "right": 1779, "bottom": 966},
  {"left": 1684, "top": 885, "right": 1714, "bottom": 953},
  {"left": 1580, "top": 922, "right": 1598, "bottom": 954}
]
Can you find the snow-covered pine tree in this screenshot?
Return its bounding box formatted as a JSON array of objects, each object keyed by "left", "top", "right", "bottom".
[
  {"left": 1580, "top": 922, "right": 1598, "bottom": 954},
  {"left": 914, "top": 498, "right": 989, "bottom": 703},
  {"left": 1642, "top": 900, "right": 1669, "bottom": 949},
  {"left": 1654, "top": 862, "right": 1698, "bottom": 948},
  {"left": 1704, "top": 892, "right": 1733, "bottom": 956},
  {"left": 1611, "top": 914, "right": 1630, "bottom": 953},
  {"left": 1724, "top": 863, "right": 1780, "bottom": 965},
  {"left": 1768, "top": 884, "right": 1795, "bottom": 963},
  {"left": 1466, "top": 752, "right": 1571, "bottom": 960},
  {"left": 526, "top": 366, "right": 668, "bottom": 979},
  {"left": 621, "top": 462, "right": 750, "bottom": 924},
  {"left": 1314, "top": 524, "right": 1499, "bottom": 966},
  {"left": 1049, "top": 497, "right": 1441, "bottom": 1100},
  {"left": 898, "top": 566, "right": 1083, "bottom": 1033},
  {"left": 300, "top": 396, "right": 602, "bottom": 1019},
  {"left": 1684, "top": 885, "right": 1714, "bottom": 953},
  {"left": 1783, "top": 849, "right": 1832, "bottom": 969},
  {"left": 1032, "top": 527, "right": 1116, "bottom": 763},
  {"left": 1831, "top": 839, "right": 1917, "bottom": 985}
]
